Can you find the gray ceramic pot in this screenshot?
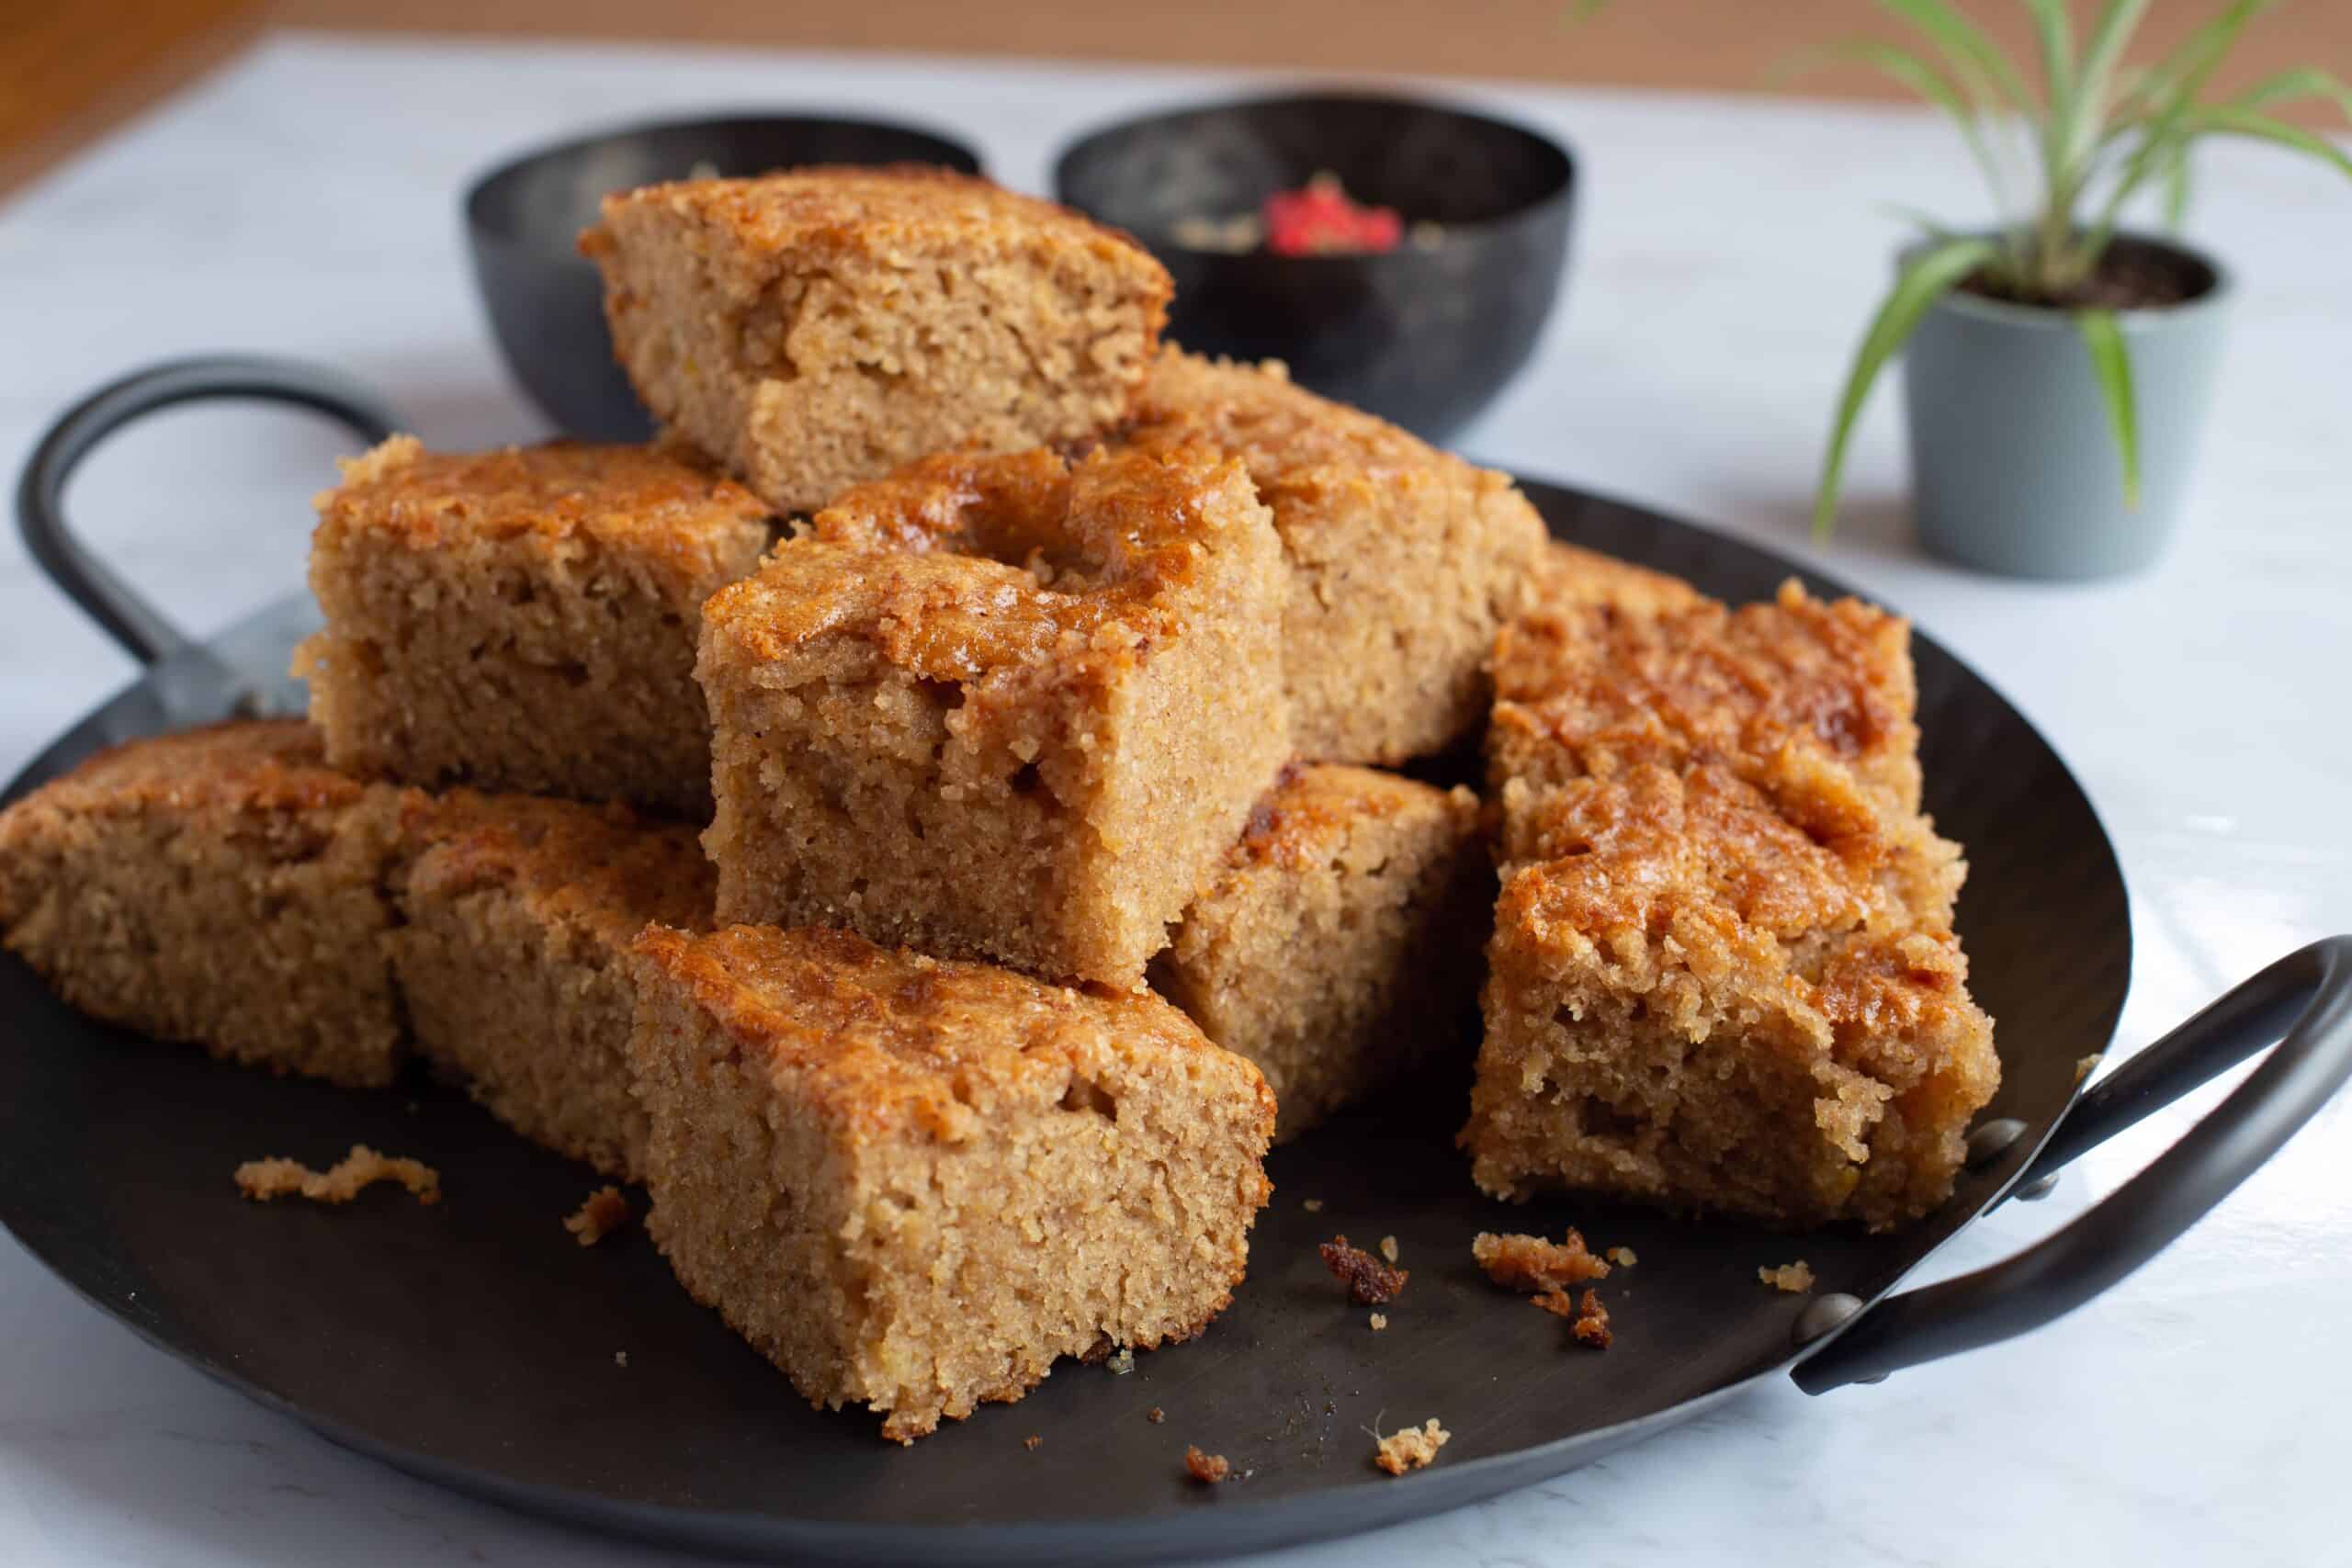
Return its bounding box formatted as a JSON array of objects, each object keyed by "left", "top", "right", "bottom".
[{"left": 1901, "top": 232, "right": 2231, "bottom": 581}]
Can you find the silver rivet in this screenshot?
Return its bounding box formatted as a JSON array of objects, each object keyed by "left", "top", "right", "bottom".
[
  {"left": 1792, "top": 1292, "right": 1866, "bottom": 1348},
  {"left": 1965, "top": 1117, "right": 2028, "bottom": 1168},
  {"left": 2015, "top": 1170, "right": 2062, "bottom": 1201}
]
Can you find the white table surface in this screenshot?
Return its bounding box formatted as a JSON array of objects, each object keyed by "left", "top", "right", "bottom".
[{"left": 3, "top": 30, "right": 2347, "bottom": 1568}]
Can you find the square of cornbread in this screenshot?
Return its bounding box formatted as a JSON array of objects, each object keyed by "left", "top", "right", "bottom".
[
  {"left": 1120, "top": 350, "right": 1549, "bottom": 765},
  {"left": 297, "top": 436, "right": 774, "bottom": 818},
  {"left": 1152, "top": 764, "right": 1489, "bottom": 1142},
  {"left": 1464, "top": 763, "right": 1998, "bottom": 1231},
  {"left": 0, "top": 721, "right": 409, "bottom": 1087},
  {"left": 705, "top": 445, "right": 1289, "bottom": 987},
  {"left": 390, "top": 792, "right": 714, "bottom": 1179},
  {"left": 628, "top": 923, "right": 1274, "bottom": 1442},
  {"left": 582, "top": 168, "right": 1171, "bottom": 514},
  {"left": 1489, "top": 577, "right": 1962, "bottom": 926}
]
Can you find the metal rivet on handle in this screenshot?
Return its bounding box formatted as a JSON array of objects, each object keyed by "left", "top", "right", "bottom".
[
  {"left": 2015, "top": 1170, "right": 2063, "bottom": 1201},
  {"left": 1793, "top": 1293, "right": 1886, "bottom": 1382},
  {"left": 1965, "top": 1117, "right": 2028, "bottom": 1168}
]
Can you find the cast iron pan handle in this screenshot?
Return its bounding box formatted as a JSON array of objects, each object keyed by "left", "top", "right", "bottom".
[
  {"left": 1796, "top": 936, "right": 2352, "bottom": 1393},
  {"left": 16, "top": 355, "right": 400, "bottom": 665}
]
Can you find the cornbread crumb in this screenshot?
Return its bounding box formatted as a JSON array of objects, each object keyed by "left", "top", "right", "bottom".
[
  {"left": 1319, "top": 1235, "right": 1408, "bottom": 1304},
  {"left": 1369, "top": 1313, "right": 1388, "bottom": 1332},
  {"left": 1184, "top": 1446, "right": 1231, "bottom": 1483},
  {"left": 1372, "top": 1419, "right": 1449, "bottom": 1476},
  {"left": 1472, "top": 1231, "right": 1610, "bottom": 1292},
  {"left": 1147, "top": 1406, "right": 1166, "bottom": 1424},
  {"left": 1536, "top": 1287, "right": 1612, "bottom": 1348},
  {"left": 1607, "top": 1247, "right": 1638, "bottom": 1268},
  {"left": 2076, "top": 1052, "right": 2105, "bottom": 1084},
  {"left": 1024, "top": 1435, "right": 1043, "bottom": 1452},
  {"left": 1107, "top": 1348, "right": 1136, "bottom": 1376},
  {"left": 564, "top": 1186, "right": 631, "bottom": 1247},
  {"left": 1760, "top": 1261, "right": 1816, "bottom": 1293},
  {"left": 235, "top": 1145, "right": 440, "bottom": 1206},
  {"left": 615, "top": 1350, "right": 628, "bottom": 1368},
  {"left": 1378, "top": 1235, "right": 1399, "bottom": 1264},
  {"left": 1303, "top": 1199, "right": 1324, "bottom": 1213}
]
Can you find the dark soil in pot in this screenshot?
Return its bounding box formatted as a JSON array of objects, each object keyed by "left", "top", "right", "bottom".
[{"left": 1958, "top": 232, "right": 2221, "bottom": 312}]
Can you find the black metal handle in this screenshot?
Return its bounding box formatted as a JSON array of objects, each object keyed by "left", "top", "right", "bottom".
[
  {"left": 16, "top": 355, "right": 400, "bottom": 665},
  {"left": 1796, "top": 936, "right": 2352, "bottom": 1393}
]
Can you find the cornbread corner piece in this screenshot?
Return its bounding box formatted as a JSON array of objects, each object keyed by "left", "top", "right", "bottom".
[
  {"left": 582, "top": 167, "right": 1172, "bottom": 513},
  {"left": 296, "top": 435, "right": 775, "bottom": 817},
  {"left": 706, "top": 444, "right": 1290, "bottom": 986},
  {"left": 627, "top": 924, "right": 1275, "bottom": 1443},
  {"left": 0, "top": 720, "right": 409, "bottom": 1087},
  {"left": 1121, "top": 349, "right": 1549, "bottom": 764},
  {"left": 389, "top": 791, "right": 714, "bottom": 1180},
  {"left": 1529, "top": 538, "right": 1705, "bottom": 620},
  {"left": 1464, "top": 763, "right": 1999, "bottom": 1231},
  {"left": 1151, "top": 764, "right": 1488, "bottom": 1141}
]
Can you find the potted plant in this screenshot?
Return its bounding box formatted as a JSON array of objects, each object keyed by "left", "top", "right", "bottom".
[{"left": 1808, "top": 0, "right": 2350, "bottom": 579}]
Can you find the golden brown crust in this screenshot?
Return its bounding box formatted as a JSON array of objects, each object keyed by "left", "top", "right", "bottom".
[
  {"left": 8, "top": 718, "right": 370, "bottom": 822},
  {"left": 399, "top": 791, "right": 713, "bottom": 949},
  {"left": 588, "top": 166, "right": 1170, "bottom": 306},
  {"left": 630, "top": 923, "right": 1273, "bottom": 1145}
]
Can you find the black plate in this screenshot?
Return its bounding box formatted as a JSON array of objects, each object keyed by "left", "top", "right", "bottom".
[{"left": 0, "top": 479, "right": 2131, "bottom": 1564}]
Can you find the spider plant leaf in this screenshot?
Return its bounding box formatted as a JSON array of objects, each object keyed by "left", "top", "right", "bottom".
[
  {"left": 1813, "top": 234, "right": 1998, "bottom": 541},
  {"left": 1786, "top": 39, "right": 2014, "bottom": 202},
  {"left": 2076, "top": 310, "right": 2140, "bottom": 508},
  {"left": 2023, "top": 0, "right": 2077, "bottom": 121},
  {"left": 1876, "top": 0, "right": 2033, "bottom": 112},
  {"left": 2229, "top": 66, "right": 2352, "bottom": 122},
  {"left": 2182, "top": 105, "right": 2352, "bottom": 182},
  {"left": 2133, "top": 0, "right": 2274, "bottom": 118},
  {"left": 2159, "top": 141, "right": 2193, "bottom": 227},
  {"left": 2072, "top": 0, "right": 2154, "bottom": 160}
]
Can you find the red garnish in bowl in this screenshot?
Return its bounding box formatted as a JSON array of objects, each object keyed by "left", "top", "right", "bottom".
[{"left": 1261, "top": 174, "right": 1404, "bottom": 257}]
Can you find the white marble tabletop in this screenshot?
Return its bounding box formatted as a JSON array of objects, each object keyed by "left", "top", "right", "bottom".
[{"left": 2, "top": 30, "right": 2347, "bottom": 1568}]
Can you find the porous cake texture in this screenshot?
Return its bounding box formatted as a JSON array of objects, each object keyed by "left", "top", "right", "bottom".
[
  {"left": 628, "top": 923, "right": 1274, "bottom": 1443},
  {"left": 583, "top": 167, "right": 1171, "bottom": 513},
  {"left": 297, "top": 436, "right": 775, "bottom": 818},
  {"left": 705, "top": 445, "right": 1290, "bottom": 987},
  {"left": 1121, "top": 350, "right": 1549, "bottom": 765},
  {"left": 390, "top": 793, "right": 713, "bottom": 1179},
  {"left": 1467, "top": 580, "right": 1998, "bottom": 1230},
  {"left": 1152, "top": 764, "right": 1488, "bottom": 1141},
  {"left": 0, "top": 720, "right": 718, "bottom": 1175},
  {"left": 0, "top": 721, "right": 409, "bottom": 1086}
]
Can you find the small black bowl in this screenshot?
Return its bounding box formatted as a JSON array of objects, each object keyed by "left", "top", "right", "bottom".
[
  {"left": 1054, "top": 92, "right": 1575, "bottom": 441},
  {"left": 466, "top": 114, "right": 984, "bottom": 443}
]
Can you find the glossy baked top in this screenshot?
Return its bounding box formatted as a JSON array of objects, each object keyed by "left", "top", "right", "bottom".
[
  {"left": 714, "top": 446, "right": 1268, "bottom": 681},
  {"left": 1228, "top": 763, "right": 1476, "bottom": 873},
  {"left": 401, "top": 791, "right": 713, "bottom": 946},
  {"left": 316, "top": 436, "right": 773, "bottom": 549},
  {"left": 1125, "top": 349, "right": 1443, "bottom": 479},
  {"left": 631, "top": 923, "right": 1259, "bottom": 1142},
  {"left": 586, "top": 165, "right": 1169, "bottom": 281},
  {"left": 1492, "top": 578, "right": 1923, "bottom": 814},
  {"left": 2, "top": 719, "right": 370, "bottom": 819}
]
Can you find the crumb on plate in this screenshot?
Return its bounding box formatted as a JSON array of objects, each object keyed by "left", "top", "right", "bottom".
[
  {"left": 1378, "top": 1235, "right": 1399, "bottom": 1264},
  {"left": 1472, "top": 1229, "right": 1609, "bottom": 1292},
  {"left": 1759, "top": 1260, "right": 1815, "bottom": 1293},
  {"left": 1184, "top": 1445, "right": 1231, "bottom": 1483},
  {"left": 1319, "top": 1235, "right": 1409, "bottom": 1304},
  {"left": 1369, "top": 1312, "right": 1388, "bottom": 1332},
  {"left": 1373, "top": 1418, "right": 1449, "bottom": 1475},
  {"left": 564, "top": 1184, "right": 631, "bottom": 1247},
  {"left": 234, "top": 1145, "right": 439, "bottom": 1206}
]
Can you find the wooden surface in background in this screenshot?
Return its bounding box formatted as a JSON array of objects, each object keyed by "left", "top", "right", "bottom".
[{"left": 4, "top": 1, "right": 2345, "bottom": 194}]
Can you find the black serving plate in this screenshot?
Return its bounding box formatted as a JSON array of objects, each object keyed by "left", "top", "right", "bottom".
[
  {"left": 6, "top": 359, "right": 2349, "bottom": 1566},
  {"left": 466, "top": 113, "right": 984, "bottom": 444},
  {"left": 1055, "top": 93, "right": 1575, "bottom": 441}
]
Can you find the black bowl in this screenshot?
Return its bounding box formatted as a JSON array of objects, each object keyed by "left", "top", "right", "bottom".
[
  {"left": 1054, "top": 92, "right": 1575, "bottom": 441},
  {"left": 466, "top": 114, "right": 984, "bottom": 443}
]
